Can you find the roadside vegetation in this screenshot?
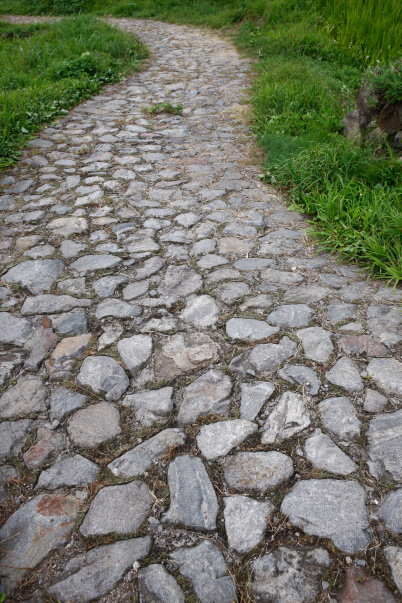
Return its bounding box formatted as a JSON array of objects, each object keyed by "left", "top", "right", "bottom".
[
  {"left": 0, "top": 0, "right": 400, "bottom": 281},
  {"left": 0, "top": 16, "right": 148, "bottom": 168}
]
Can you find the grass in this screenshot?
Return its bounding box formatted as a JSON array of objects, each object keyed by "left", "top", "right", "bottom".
[
  {"left": 0, "top": 0, "right": 400, "bottom": 281},
  {"left": 0, "top": 15, "right": 148, "bottom": 167},
  {"left": 146, "top": 102, "right": 183, "bottom": 115}
]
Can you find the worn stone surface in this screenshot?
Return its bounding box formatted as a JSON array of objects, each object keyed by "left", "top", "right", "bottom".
[
  {"left": 226, "top": 318, "right": 279, "bottom": 341},
  {"left": 278, "top": 363, "right": 320, "bottom": 395},
  {"left": 197, "top": 419, "right": 257, "bottom": 460},
  {"left": 318, "top": 396, "right": 361, "bottom": 441},
  {"left": 170, "top": 541, "right": 236, "bottom": 603},
  {"left": 181, "top": 294, "right": 220, "bottom": 327},
  {"left": 80, "top": 480, "right": 152, "bottom": 536},
  {"left": 240, "top": 381, "right": 275, "bottom": 420},
  {"left": 223, "top": 451, "right": 294, "bottom": 492},
  {"left": 49, "top": 386, "right": 87, "bottom": 420},
  {"left": 0, "top": 493, "right": 81, "bottom": 594},
  {"left": 305, "top": 429, "right": 357, "bottom": 475},
  {"left": 178, "top": 369, "right": 232, "bottom": 424},
  {"left": 380, "top": 490, "right": 402, "bottom": 534},
  {"left": 36, "top": 454, "right": 99, "bottom": 490},
  {"left": 2, "top": 259, "right": 64, "bottom": 294},
  {"left": 230, "top": 336, "right": 297, "bottom": 377},
  {"left": 163, "top": 455, "right": 218, "bottom": 530},
  {"left": 281, "top": 479, "right": 371, "bottom": 553},
  {"left": 252, "top": 546, "right": 331, "bottom": 603},
  {"left": 23, "top": 427, "right": 64, "bottom": 470},
  {"left": 49, "top": 537, "right": 151, "bottom": 602},
  {"left": 0, "top": 312, "right": 33, "bottom": 346},
  {"left": 108, "top": 428, "right": 185, "bottom": 477},
  {"left": 76, "top": 355, "right": 129, "bottom": 400},
  {"left": 0, "top": 419, "right": 33, "bottom": 460},
  {"left": 338, "top": 566, "right": 397, "bottom": 602},
  {"left": 384, "top": 547, "right": 402, "bottom": 595},
  {"left": 123, "top": 386, "right": 173, "bottom": 425},
  {"left": 262, "top": 391, "right": 311, "bottom": 444},
  {"left": 67, "top": 402, "right": 121, "bottom": 447},
  {"left": 138, "top": 564, "right": 185, "bottom": 603},
  {"left": 367, "top": 358, "right": 402, "bottom": 397},
  {"left": 154, "top": 332, "right": 220, "bottom": 379},
  {"left": 326, "top": 357, "right": 364, "bottom": 393},
  {"left": 296, "top": 326, "right": 334, "bottom": 363},
  {"left": 367, "top": 409, "right": 402, "bottom": 481},
  {"left": 0, "top": 374, "right": 47, "bottom": 418},
  {"left": 46, "top": 333, "right": 91, "bottom": 379},
  {"left": 117, "top": 334, "right": 153, "bottom": 375},
  {"left": 224, "top": 495, "right": 272, "bottom": 553}
]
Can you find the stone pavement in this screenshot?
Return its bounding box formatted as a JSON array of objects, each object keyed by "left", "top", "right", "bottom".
[{"left": 0, "top": 17, "right": 401, "bottom": 602}]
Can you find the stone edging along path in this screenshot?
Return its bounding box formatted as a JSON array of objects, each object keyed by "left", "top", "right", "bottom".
[{"left": 0, "top": 16, "right": 401, "bottom": 602}]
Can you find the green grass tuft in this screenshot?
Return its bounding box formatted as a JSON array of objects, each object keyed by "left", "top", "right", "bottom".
[{"left": 146, "top": 102, "right": 183, "bottom": 115}]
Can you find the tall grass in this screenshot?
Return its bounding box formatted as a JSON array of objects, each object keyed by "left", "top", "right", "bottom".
[
  {"left": 319, "top": 0, "right": 402, "bottom": 64},
  {"left": 0, "top": 16, "right": 148, "bottom": 167}
]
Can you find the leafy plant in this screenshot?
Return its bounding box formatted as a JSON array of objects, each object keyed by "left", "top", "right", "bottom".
[{"left": 146, "top": 102, "right": 183, "bottom": 115}]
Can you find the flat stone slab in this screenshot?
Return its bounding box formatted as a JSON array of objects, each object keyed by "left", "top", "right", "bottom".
[
  {"left": 49, "top": 537, "right": 151, "bottom": 602},
  {"left": 223, "top": 451, "right": 294, "bottom": 492},
  {"left": 70, "top": 253, "right": 121, "bottom": 274},
  {"left": 0, "top": 419, "right": 33, "bottom": 460},
  {"left": 47, "top": 216, "right": 88, "bottom": 236},
  {"left": 0, "top": 374, "right": 47, "bottom": 419},
  {"left": 46, "top": 333, "right": 91, "bottom": 380},
  {"left": 367, "top": 409, "right": 402, "bottom": 481},
  {"left": 80, "top": 480, "right": 152, "bottom": 536},
  {"left": 0, "top": 493, "right": 81, "bottom": 594},
  {"left": 95, "top": 298, "right": 142, "bottom": 319},
  {"left": 296, "top": 326, "right": 334, "bottom": 363},
  {"left": 158, "top": 265, "right": 202, "bottom": 297},
  {"left": 138, "top": 564, "right": 185, "bottom": 603},
  {"left": 36, "top": 454, "right": 99, "bottom": 490},
  {"left": 380, "top": 490, "right": 402, "bottom": 534},
  {"left": 2, "top": 259, "right": 64, "bottom": 294},
  {"left": 281, "top": 479, "right": 371, "bottom": 553},
  {"left": 325, "top": 356, "right": 363, "bottom": 393},
  {"left": 21, "top": 294, "right": 92, "bottom": 315},
  {"left": 229, "top": 336, "right": 297, "bottom": 377},
  {"left": 226, "top": 318, "right": 279, "bottom": 341},
  {"left": 178, "top": 369, "right": 232, "bottom": 424},
  {"left": 304, "top": 429, "right": 357, "bottom": 475},
  {"left": 339, "top": 566, "right": 397, "bottom": 602},
  {"left": 181, "top": 294, "right": 220, "bottom": 327},
  {"left": 154, "top": 333, "right": 220, "bottom": 380},
  {"left": 0, "top": 312, "right": 33, "bottom": 346},
  {"left": 117, "top": 334, "right": 152, "bottom": 375},
  {"left": 367, "top": 358, "right": 402, "bottom": 397},
  {"left": 23, "top": 427, "right": 64, "bottom": 470},
  {"left": 49, "top": 387, "right": 87, "bottom": 420},
  {"left": 384, "top": 547, "right": 402, "bottom": 595},
  {"left": 267, "top": 304, "right": 313, "bottom": 328},
  {"left": 278, "top": 363, "right": 320, "bottom": 395},
  {"left": 318, "top": 396, "right": 361, "bottom": 441},
  {"left": 170, "top": 541, "right": 236, "bottom": 603},
  {"left": 262, "top": 391, "right": 311, "bottom": 444},
  {"left": 67, "top": 402, "right": 121, "bottom": 448},
  {"left": 122, "top": 386, "right": 173, "bottom": 426},
  {"left": 108, "top": 428, "right": 185, "bottom": 477},
  {"left": 197, "top": 419, "right": 257, "bottom": 460},
  {"left": 163, "top": 455, "right": 218, "bottom": 530},
  {"left": 252, "top": 546, "right": 331, "bottom": 603},
  {"left": 240, "top": 381, "right": 275, "bottom": 420},
  {"left": 224, "top": 495, "right": 273, "bottom": 553},
  {"left": 76, "top": 355, "right": 129, "bottom": 400}
]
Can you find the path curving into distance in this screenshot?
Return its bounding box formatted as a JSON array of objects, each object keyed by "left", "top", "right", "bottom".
[{"left": 0, "top": 17, "right": 401, "bottom": 601}]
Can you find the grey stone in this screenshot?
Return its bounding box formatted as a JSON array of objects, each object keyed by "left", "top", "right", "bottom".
[
  {"left": 197, "top": 253, "right": 228, "bottom": 269},
  {"left": 262, "top": 391, "right": 311, "bottom": 444},
  {"left": 0, "top": 465, "right": 18, "bottom": 504},
  {"left": 51, "top": 310, "right": 88, "bottom": 335},
  {"left": 380, "top": 490, "right": 402, "bottom": 534},
  {"left": 154, "top": 332, "right": 220, "bottom": 380},
  {"left": 0, "top": 374, "right": 47, "bottom": 418},
  {"left": 123, "top": 279, "right": 148, "bottom": 300},
  {"left": 226, "top": 318, "right": 279, "bottom": 341},
  {"left": 77, "top": 356, "right": 129, "bottom": 400},
  {"left": 384, "top": 547, "right": 402, "bottom": 594},
  {"left": 318, "top": 396, "right": 361, "bottom": 441},
  {"left": 278, "top": 364, "right": 320, "bottom": 395},
  {"left": 281, "top": 479, "right": 371, "bottom": 553},
  {"left": 197, "top": 420, "right": 257, "bottom": 460},
  {"left": 326, "top": 357, "right": 363, "bottom": 393},
  {"left": 49, "top": 537, "right": 151, "bottom": 602},
  {"left": 70, "top": 254, "right": 121, "bottom": 275},
  {"left": 252, "top": 546, "right": 331, "bottom": 603},
  {"left": 125, "top": 231, "right": 160, "bottom": 253},
  {"left": 326, "top": 303, "right": 358, "bottom": 324},
  {"left": 191, "top": 238, "right": 217, "bottom": 256},
  {"left": 36, "top": 454, "right": 99, "bottom": 490},
  {"left": 67, "top": 402, "right": 121, "bottom": 447},
  {"left": 284, "top": 285, "right": 331, "bottom": 303},
  {"left": 223, "top": 451, "right": 294, "bottom": 492},
  {"left": 23, "top": 427, "right": 65, "bottom": 470},
  {"left": 229, "top": 336, "right": 297, "bottom": 377},
  {"left": 138, "top": 564, "right": 185, "bottom": 603},
  {"left": 0, "top": 312, "right": 33, "bottom": 346},
  {"left": 98, "top": 323, "right": 123, "bottom": 350},
  {"left": 2, "top": 259, "right": 64, "bottom": 294},
  {"left": 214, "top": 281, "right": 250, "bottom": 303},
  {"left": 95, "top": 298, "right": 142, "bottom": 319},
  {"left": 134, "top": 256, "right": 164, "bottom": 280},
  {"left": 224, "top": 495, "right": 273, "bottom": 554},
  {"left": 47, "top": 216, "right": 88, "bottom": 236},
  {"left": 296, "top": 327, "right": 334, "bottom": 363},
  {"left": 24, "top": 326, "right": 58, "bottom": 370},
  {"left": 170, "top": 541, "right": 236, "bottom": 603},
  {"left": 163, "top": 455, "right": 218, "bottom": 530},
  {"left": 92, "top": 275, "right": 127, "bottom": 297},
  {"left": 367, "top": 409, "right": 402, "bottom": 481},
  {"left": 108, "top": 428, "right": 185, "bottom": 477},
  {"left": 181, "top": 295, "right": 220, "bottom": 327},
  {"left": 305, "top": 429, "right": 357, "bottom": 475},
  {"left": 0, "top": 195, "right": 16, "bottom": 211},
  {"left": 118, "top": 335, "right": 152, "bottom": 375},
  {"left": 122, "top": 387, "right": 173, "bottom": 426},
  {"left": 21, "top": 294, "right": 92, "bottom": 315},
  {"left": 261, "top": 268, "right": 304, "bottom": 285},
  {"left": 367, "top": 304, "right": 401, "bottom": 345},
  {"left": 158, "top": 265, "right": 202, "bottom": 297},
  {"left": 267, "top": 304, "right": 314, "bottom": 328},
  {"left": 364, "top": 389, "right": 387, "bottom": 413},
  {"left": 80, "top": 480, "right": 152, "bottom": 537},
  {"left": 0, "top": 419, "right": 33, "bottom": 460},
  {"left": 0, "top": 493, "right": 81, "bottom": 594},
  {"left": 178, "top": 369, "right": 232, "bottom": 425},
  {"left": 60, "top": 239, "right": 87, "bottom": 258},
  {"left": 240, "top": 381, "right": 275, "bottom": 420},
  {"left": 49, "top": 387, "right": 86, "bottom": 420},
  {"left": 46, "top": 333, "right": 91, "bottom": 380},
  {"left": 367, "top": 358, "right": 402, "bottom": 397}
]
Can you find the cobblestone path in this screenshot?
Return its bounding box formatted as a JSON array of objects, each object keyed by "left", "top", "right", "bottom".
[{"left": 0, "top": 17, "right": 401, "bottom": 602}]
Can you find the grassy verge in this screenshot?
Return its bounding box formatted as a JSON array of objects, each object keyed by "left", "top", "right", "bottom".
[
  {"left": 0, "top": 15, "right": 148, "bottom": 167},
  {"left": 0, "top": 0, "right": 400, "bottom": 282}
]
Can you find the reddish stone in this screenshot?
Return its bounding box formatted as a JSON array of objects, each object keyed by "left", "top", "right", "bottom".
[
  {"left": 46, "top": 333, "right": 91, "bottom": 379},
  {"left": 339, "top": 567, "right": 396, "bottom": 603},
  {"left": 23, "top": 427, "right": 65, "bottom": 470},
  {"left": 340, "top": 335, "right": 387, "bottom": 358}
]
